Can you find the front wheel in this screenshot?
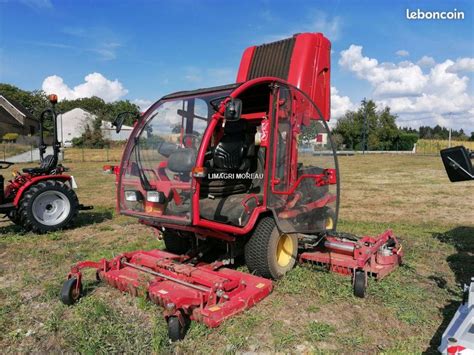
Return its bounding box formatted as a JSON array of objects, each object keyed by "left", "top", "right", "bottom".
[
  {"left": 244, "top": 217, "right": 298, "bottom": 279},
  {"left": 19, "top": 180, "right": 79, "bottom": 233},
  {"left": 60, "top": 277, "right": 82, "bottom": 305}
]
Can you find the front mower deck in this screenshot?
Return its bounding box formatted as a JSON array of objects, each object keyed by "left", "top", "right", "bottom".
[{"left": 63, "top": 249, "right": 272, "bottom": 339}]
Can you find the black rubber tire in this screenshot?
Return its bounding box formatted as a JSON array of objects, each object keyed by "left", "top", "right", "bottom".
[
  {"left": 167, "top": 315, "right": 190, "bottom": 342},
  {"left": 244, "top": 216, "right": 298, "bottom": 280},
  {"left": 353, "top": 270, "right": 366, "bottom": 298},
  {"left": 7, "top": 210, "right": 22, "bottom": 225},
  {"left": 60, "top": 278, "right": 82, "bottom": 305},
  {"left": 163, "top": 231, "right": 191, "bottom": 255},
  {"left": 18, "top": 180, "right": 79, "bottom": 234}
]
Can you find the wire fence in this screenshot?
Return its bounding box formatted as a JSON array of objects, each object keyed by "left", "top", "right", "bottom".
[{"left": 1, "top": 139, "right": 473, "bottom": 163}]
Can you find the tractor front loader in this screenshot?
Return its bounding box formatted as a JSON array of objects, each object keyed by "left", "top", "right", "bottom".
[{"left": 61, "top": 33, "right": 403, "bottom": 341}]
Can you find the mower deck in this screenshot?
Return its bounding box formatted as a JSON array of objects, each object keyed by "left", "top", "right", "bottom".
[
  {"left": 300, "top": 229, "right": 403, "bottom": 297},
  {"left": 65, "top": 249, "right": 272, "bottom": 330}
]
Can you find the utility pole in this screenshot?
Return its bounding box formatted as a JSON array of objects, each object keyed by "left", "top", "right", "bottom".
[{"left": 448, "top": 112, "right": 452, "bottom": 148}]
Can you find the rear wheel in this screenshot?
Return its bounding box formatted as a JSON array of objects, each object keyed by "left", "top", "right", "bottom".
[
  {"left": 19, "top": 180, "right": 79, "bottom": 233},
  {"left": 163, "top": 231, "right": 191, "bottom": 255},
  {"left": 245, "top": 216, "right": 298, "bottom": 279},
  {"left": 324, "top": 208, "right": 336, "bottom": 231}
]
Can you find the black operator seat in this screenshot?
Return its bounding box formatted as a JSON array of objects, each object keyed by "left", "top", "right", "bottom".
[
  {"left": 213, "top": 120, "right": 251, "bottom": 172},
  {"left": 22, "top": 154, "right": 58, "bottom": 174}
]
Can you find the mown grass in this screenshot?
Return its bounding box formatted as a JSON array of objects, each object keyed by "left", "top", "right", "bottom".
[{"left": 0, "top": 155, "right": 473, "bottom": 353}]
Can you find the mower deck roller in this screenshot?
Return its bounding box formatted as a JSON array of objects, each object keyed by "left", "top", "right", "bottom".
[{"left": 63, "top": 250, "right": 272, "bottom": 339}]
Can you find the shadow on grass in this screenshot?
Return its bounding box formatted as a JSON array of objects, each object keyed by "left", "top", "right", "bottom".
[
  {"left": 0, "top": 209, "right": 114, "bottom": 235},
  {"left": 427, "top": 226, "right": 474, "bottom": 353},
  {"left": 73, "top": 209, "right": 114, "bottom": 228},
  {"left": 0, "top": 218, "right": 25, "bottom": 234}
]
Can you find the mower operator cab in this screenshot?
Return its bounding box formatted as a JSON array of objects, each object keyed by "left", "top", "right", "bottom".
[{"left": 118, "top": 78, "right": 338, "bottom": 235}]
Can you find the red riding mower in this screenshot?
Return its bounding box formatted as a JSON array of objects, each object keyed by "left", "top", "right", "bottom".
[
  {"left": 62, "top": 33, "right": 403, "bottom": 341},
  {"left": 0, "top": 94, "right": 90, "bottom": 233}
]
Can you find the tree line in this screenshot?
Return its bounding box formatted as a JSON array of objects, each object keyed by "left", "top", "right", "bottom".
[
  {"left": 333, "top": 99, "right": 473, "bottom": 151},
  {"left": 1, "top": 83, "right": 472, "bottom": 150},
  {"left": 0, "top": 83, "right": 141, "bottom": 147}
]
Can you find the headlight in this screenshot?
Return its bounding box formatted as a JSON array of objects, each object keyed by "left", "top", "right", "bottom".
[
  {"left": 125, "top": 190, "right": 142, "bottom": 202},
  {"left": 146, "top": 191, "right": 165, "bottom": 203}
]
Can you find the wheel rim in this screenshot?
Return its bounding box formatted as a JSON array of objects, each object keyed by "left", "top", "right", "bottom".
[
  {"left": 276, "top": 234, "right": 294, "bottom": 267},
  {"left": 32, "top": 190, "right": 71, "bottom": 226},
  {"left": 325, "top": 216, "right": 334, "bottom": 230}
]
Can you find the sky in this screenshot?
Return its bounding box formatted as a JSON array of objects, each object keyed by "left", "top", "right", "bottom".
[{"left": 0, "top": 0, "right": 473, "bottom": 130}]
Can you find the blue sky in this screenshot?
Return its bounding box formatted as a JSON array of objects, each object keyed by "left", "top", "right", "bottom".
[{"left": 0, "top": 0, "right": 473, "bottom": 129}]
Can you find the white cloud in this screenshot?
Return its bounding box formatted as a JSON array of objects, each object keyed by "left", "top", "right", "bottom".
[
  {"left": 263, "top": 11, "right": 342, "bottom": 42},
  {"left": 339, "top": 45, "right": 428, "bottom": 98},
  {"left": 396, "top": 49, "right": 409, "bottom": 57},
  {"left": 446, "top": 58, "right": 474, "bottom": 73},
  {"left": 133, "top": 99, "right": 153, "bottom": 112},
  {"left": 339, "top": 44, "right": 474, "bottom": 129},
  {"left": 42, "top": 72, "right": 128, "bottom": 102},
  {"left": 183, "top": 67, "right": 234, "bottom": 86},
  {"left": 18, "top": 0, "right": 52, "bottom": 9},
  {"left": 331, "top": 86, "right": 356, "bottom": 120},
  {"left": 417, "top": 56, "right": 436, "bottom": 68}
]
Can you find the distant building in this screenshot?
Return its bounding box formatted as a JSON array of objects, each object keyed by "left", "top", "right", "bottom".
[
  {"left": 57, "top": 108, "right": 133, "bottom": 146},
  {"left": 57, "top": 108, "right": 95, "bottom": 147},
  {"left": 0, "top": 94, "right": 39, "bottom": 137},
  {"left": 101, "top": 121, "right": 134, "bottom": 141}
]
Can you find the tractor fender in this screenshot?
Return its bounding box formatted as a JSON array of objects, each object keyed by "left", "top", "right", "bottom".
[{"left": 13, "top": 175, "right": 72, "bottom": 206}]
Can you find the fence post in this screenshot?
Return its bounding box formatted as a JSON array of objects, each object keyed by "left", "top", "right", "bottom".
[
  {"left": 3, "top": 144, "right": 5, "bottom": 160},
  {"left": 31, "top": 144, "right": 34, "bottom": 162},
  {"left": 82, "top": 147, "right": 85, "bottom": 162},
  {"left": 106, "top": 147, "right": 109, "bottom": 162}
]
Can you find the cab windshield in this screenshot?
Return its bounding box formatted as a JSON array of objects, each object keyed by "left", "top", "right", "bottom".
[{"left": 119, "top": 89, "right": 232, "bottom": 222}]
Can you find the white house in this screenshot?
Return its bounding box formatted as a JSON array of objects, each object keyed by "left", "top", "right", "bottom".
[
  {"left": 57, "top": 108, "right": 133, "bottom": 146},
  {"left": 57, "top": 108, "right": 95, "bottom": 146},
  {"left": 101, "top": 120, "right": 134, "bottom": 141}
]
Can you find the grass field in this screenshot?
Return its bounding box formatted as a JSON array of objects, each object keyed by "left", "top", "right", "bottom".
[
  {"left": 0, "top": 143, "right": 31, "bottom": 159},
  {"left": 416, "top": 139, "right": 474, "bottom": 155},
  {"left": 0, "top": 155, "right": 473, "bottom": 353}
]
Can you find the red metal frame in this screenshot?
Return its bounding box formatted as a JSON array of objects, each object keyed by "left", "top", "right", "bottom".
[
  {"left": 299, "top": 230, "right": 404, "bottom": 280},
  {"left": 6, "top": 173, "right": 72, "bottom": 206},
  {"left": 68, "top": 249, "right": 272, "bottom": 327}
]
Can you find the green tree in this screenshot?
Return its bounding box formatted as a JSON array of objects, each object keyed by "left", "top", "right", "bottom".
[{"left": 334, "top": 99, "right": 414, "bottom": 151}]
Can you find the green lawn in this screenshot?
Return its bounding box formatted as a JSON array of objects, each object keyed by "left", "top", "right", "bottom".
[{"left": 0, "top": 155, "right": 472, "bottom": 353}]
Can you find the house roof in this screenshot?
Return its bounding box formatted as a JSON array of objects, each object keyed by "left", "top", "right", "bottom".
[
  {"left": 0, "top": 94, "right": 37, "bottom": 121},
  {"left": 0, "top": 107, "right": 24, "bottom": 127}
]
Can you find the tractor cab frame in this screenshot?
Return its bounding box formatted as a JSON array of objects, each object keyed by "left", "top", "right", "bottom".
[{"left": 117, "top": 78, "right": 339, "bottom": 239}]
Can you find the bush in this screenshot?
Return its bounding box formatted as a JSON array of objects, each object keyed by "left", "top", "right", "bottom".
[
  {"left": 394, "top": 133, "right": 418, "bottom": 151},
  {"left": 2, "top": 133, "right": 19, "bottom": 142}
]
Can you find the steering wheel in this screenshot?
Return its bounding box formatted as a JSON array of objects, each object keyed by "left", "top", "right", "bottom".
[{"left": 0, "top": 161, "right": 14, "bottom": 170}]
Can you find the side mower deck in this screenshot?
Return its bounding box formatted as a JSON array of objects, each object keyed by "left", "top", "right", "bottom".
[
  {"left": 300, "top": 229, "right": 403, "bottom": 297},
  {"left": 62, "top": 230, "right": 402, "bottom": 340}
]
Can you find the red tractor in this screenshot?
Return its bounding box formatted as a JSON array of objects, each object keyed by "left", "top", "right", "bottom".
[
  {"left": 62, "top": 33, "right": 402, "bottom": 341},
  {"left": 0, "top": 95, "right": 89, "bottom": 233}
]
